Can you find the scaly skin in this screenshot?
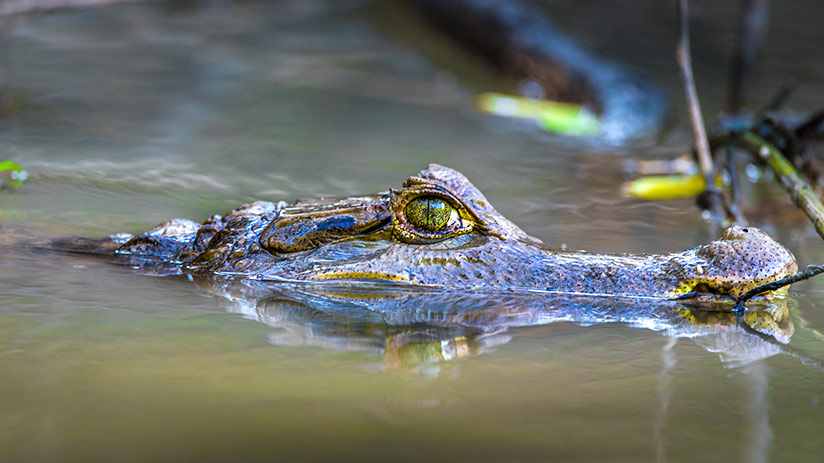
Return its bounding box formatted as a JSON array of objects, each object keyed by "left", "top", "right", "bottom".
[{"left": 114, "top": 164, "right": 798, "bottom": 299}]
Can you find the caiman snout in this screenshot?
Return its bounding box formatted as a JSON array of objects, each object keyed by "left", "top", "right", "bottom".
[{"left": 672, "top": 226, "right": 798, "bottom": 299}]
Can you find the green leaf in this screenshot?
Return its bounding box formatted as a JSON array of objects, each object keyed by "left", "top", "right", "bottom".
[
  {"left": 0, "top": 160, "right": 28, "bottom": 191},
  {"left": 475, "top": 93, "right": 600, "bottom": 135}
]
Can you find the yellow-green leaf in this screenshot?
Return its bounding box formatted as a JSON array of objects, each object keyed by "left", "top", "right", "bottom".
[
  {"left": 0, "top": 160, "right": 28, "bottom": 191},
  {"left": 622, "top": 173, "right": 722, "bottom": 200},
  {"left": 475, "top": 92, "right": 600, "bottom": 135}
]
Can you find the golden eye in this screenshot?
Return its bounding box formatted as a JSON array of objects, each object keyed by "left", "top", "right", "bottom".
[
  {"left": 390, "top": 180, "right": 495, "bottom": 244},
  {"left": 404, "top": 196, "right": 457, "bottom": 232}
]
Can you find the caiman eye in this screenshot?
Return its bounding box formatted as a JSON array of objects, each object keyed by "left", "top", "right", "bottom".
[
  {"left": 390, "top": 179, "right": 491, "bottom": 244},
  {"left": 404, "top": 196, "right": 458, "bottom": 232}
]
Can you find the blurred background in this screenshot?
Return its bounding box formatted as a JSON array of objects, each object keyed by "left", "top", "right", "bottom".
[{"left": 1, "top": 1, "right": 823, "bottom": 461}]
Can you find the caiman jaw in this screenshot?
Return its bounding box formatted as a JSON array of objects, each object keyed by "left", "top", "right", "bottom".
[
  {"left": 677, "top": 267, "right": 796, "bottom": 300},
  {"left": 672, "top": 279, "right": 783, "bottom": 301}
]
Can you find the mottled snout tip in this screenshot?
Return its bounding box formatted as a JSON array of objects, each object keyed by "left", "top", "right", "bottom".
[
  {"left": 718, "top": 226, "right": 797, "bottom": 272},
  {"left": 724, "top": 225, "right": 798, "bottom": 279},
  {"left": 677, "top": 226, "right": 798, "bottom": 298}
]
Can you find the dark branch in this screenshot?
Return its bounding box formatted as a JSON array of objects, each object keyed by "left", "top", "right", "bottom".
[
  {"left": 724, "top": 137, "right": 748, "bottom": 225},
  {"left": 759, "top": 81, "right": 796, "bottom": 114},
  {"left": 736, "top": 265, "right": 824, "bottom": 307},
  {"left": 795, "top": 108, "right": 824, "bottom": 140},
  {"left": 737, "top": 132, "right": 824, "bottom": 239},
  {"left": 676, "top": 0, "right": 723, "bottom": 220}
]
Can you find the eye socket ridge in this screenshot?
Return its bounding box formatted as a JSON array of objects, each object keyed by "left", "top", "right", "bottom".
[{"left": 390, "top": 182, "right": 486, "bottom": 243}]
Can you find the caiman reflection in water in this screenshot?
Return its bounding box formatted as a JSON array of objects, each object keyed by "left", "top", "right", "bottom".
[
  {"left": 198, "top": 278, "right": 794, "bottom": 370},
  {"left": 62, "top": 164, "right": 798, "bottom": 368}
]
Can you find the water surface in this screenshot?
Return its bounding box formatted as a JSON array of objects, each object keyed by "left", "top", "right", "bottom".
[{"left": 2, "top": 1, "right": 824, "bottom": 461}]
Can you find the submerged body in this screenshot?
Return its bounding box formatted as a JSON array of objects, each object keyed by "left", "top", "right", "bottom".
[{"left": 111, "top": 164, "right": 797, "bottom": 300}]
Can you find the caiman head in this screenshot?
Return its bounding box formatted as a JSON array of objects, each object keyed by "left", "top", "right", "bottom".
[{"left": 115, "top": 164, "right": 797, "bottom": 300}]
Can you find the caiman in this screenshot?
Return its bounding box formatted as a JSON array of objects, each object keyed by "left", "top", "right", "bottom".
[{"left": 83, "top": 164, "right": 796, "bottom": 302}]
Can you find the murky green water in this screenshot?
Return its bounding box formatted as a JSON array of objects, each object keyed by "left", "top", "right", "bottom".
[{"left": 2, "top": 1, "right": 824, "bottom": 461}]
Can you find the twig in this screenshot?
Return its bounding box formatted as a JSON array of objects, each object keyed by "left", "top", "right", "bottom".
[
  {"left": 676, "top": 0, "right": 723, "bottom": 220},
  {"left": 759, "top": 81, "right": 796, "bottom": 114},
  {"left": 735, "top": 265, "right": 824, "bottom": 307},
  {"left": 762, "top": 117, "right": 798, "bottom": 158},
  {"left": 711, "top": 131, "right": 824, "bottom": 306},
  {"left": 725, "top": 137, "right": 748, "bottom": 225},
  {"left": 734, "top": 312, "right": 824, "bottom": 372},
  {"left": 795, "top": 108, "right": 824, "bottom": 140},
  {"left": 737, "top": 132, "right": 824, "bottom": 239}
]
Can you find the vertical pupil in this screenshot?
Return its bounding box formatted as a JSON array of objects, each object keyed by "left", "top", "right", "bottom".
[{"left": 406, "top": 196, "right": 451, "bottom": 231}]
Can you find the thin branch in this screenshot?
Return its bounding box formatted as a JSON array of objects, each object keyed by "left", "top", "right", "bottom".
[
  {"left": 708, "top": 131, "right": 824, "bottom": 305},
  {"left": 736, "top": 265, "right": 824, "bottom": 306},
  {"left": 759, "top": 81, "right": 796, "bottom": 114},
  {"left": 676, "top": 0, "right": 723, "bottom": 220},
  {"left": 795, "top": 108, "right": 824, "bottom": 140},
  {"left": 762, "top": 117, "right": 799, "bottom": 158},
  {"left": 737, "top": 132, "right": 824, "bottom": 239},
  {"left": 735, "top": 312, "right": 824, "bottom": 373},
  {"left": 725, "top": 137, "right": 748, "bottom": 225}
]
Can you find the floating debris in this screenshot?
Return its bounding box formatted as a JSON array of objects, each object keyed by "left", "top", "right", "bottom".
[
  {"left": 475, "top": 92, "right": 600, "bottom": 136},
  {"left": 622, "top": 173, "right": 723, "bottom": 200},
  {"left": 0, "top": 161, "right": 28, "bottom": 191}
]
